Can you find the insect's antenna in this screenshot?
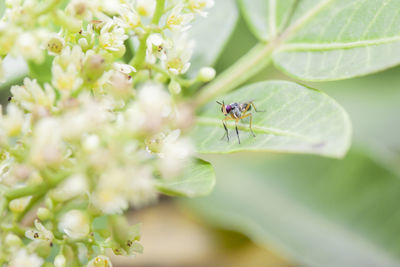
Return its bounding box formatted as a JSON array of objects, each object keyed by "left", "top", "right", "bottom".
[
  {"left": 221, "top": 100, "right": 227, "bottom": 114},
  {"left": 216, "top": 101, "right": 222, "bottom": 105}
]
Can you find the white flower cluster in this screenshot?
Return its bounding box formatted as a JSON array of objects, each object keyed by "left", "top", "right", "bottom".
[{"left": 0, "top": 0, "right": 215, "bottom": 266}]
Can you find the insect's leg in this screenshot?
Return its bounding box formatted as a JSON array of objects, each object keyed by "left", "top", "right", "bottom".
[
  {"left": 221, "top": 117, "right": 233, "bottom": 142},
  {"left": 250, "top": 102, "right": 265, "bottom": 112},
  {"left": 241, "top": 113, "right": 255, "bottom": 137},
  {"left": 222, "top": 120, "right": 229, "bottom": 141},
  {"left": 235, "top": 120, "right": 240, "bottom": 144}
]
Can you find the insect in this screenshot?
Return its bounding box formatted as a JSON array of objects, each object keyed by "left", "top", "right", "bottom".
[{"left": 216, "top": 100, "right": 264, "bottom": 144}]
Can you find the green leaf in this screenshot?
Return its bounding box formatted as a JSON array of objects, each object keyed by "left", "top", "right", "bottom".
[
  {"left": 186, "top": 150, "right": 400, "bottom": 267},
  {"left": 0, "top": 0, "right": 5, "bottom": 19},
  {"left": 0, "top": 56, "right": 28, "bottom": 90},
  {"left": 237, "top": 0, "right": 297, "bottom": 41},
  {"left": 188, "top": 0, "right": 238, "bottom": 77},
  {"left": 27, "top": 54, "right": 53, "bottom": 85},
  {"left": 155, "top": 159, "right": 216, "bottom": 197},
  {"left": 311, "top": 65, "right": 400, "bottom": 175},
  {"left": 240, "top": 0, "right": 400, "bottom": 81},
  {"left": 192, "top": 80, "right": 351, "bottom": 158}
]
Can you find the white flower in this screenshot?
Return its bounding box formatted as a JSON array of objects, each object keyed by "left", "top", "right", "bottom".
[
  {"left": 25, "top": 219, "right": 54, "bottom": 242},
  {"left": 52, "top": 173, "right": 89, "bottom": 202},
  {"left": 118, "top": 4, "right": 141, "bottom": 28},
  {"left": 11, "top": 78, "right": 55, "bottom": 112},
  {"left": 54, "top": 45, "right": 83, "bottom": 71},
  {"left": 9, "top": 196, "right": 32, "bottom": 213},
  {"left": 54, "top": 254, "right": 67, "bottom": 267},
  {"left": 60, "top": 95, "right": 110, "bottom": 139},
  {"left": 66, "top": 0, "right": 94, "bottom": 20},
  {"left": 91, "top": 168, "right": 130, "bottom": 214},
  {"left": 30, "top": 118, "right": 65, "bottom": 167},
  {"left": 58, "top": 210, "right": 90, "bottom": 240},
  {"left": 0, "top": 103, "right": 25, "bottom": 137},
  {"left": 167, "top": 4, "right": 194, "bottom": 32},
  {"left": 146, "top": 33, "right": 167, "bottom": 64},
  {"left": 9, "top": 249, "right": 43, "bottom": 267},
  {"left": 52, "top": 62, "right": 83, "bottom": 93},
  {"left": 189, "top": 0, "right": 215, "bottom": 16},
  {"left": 87, "top": 255, "right": 112, "bottom": 267},
  {"left": 99, "top": 19, "right": 128, "bottom": 55},
  {"left": 15, "top": 32, "right": 44, "bottom": 63},
  {"left": 131, "top": 83, "right": 172, "bottom": 133},
  {"left": 78, "top": 25, "right": 96, "bottom": 51},
  {"left": 158, "top": 130, "right": 194, "bottom": 179},
  {"left": 82, "top": 134, "right": 100, "bottom": 152},
  {"left": 136, "top": 0, "right": 156, "bottom": 17},
  {"left": 51, "top": 46, "right": 84, "bottom": 95},
  {"left": 113, "top": 62, "right": 136, "bottom": 74},
  {"left": 128, "top": 167, "right": 158, "bottom": 208},
  {"left": 163, "top": 35, "right": 194, "bottom": 75}
]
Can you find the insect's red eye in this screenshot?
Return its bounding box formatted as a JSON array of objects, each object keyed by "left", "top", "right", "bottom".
[{"left": 226, "top": 105, "right": 232, "bottom": 113}]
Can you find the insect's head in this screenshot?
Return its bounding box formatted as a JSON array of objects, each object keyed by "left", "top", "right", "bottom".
[{"left": 216, "top": 101, "right": 232, "bottom": 116}]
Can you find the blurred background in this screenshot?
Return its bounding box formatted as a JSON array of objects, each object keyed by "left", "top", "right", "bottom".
[{"left": 2, "top": 5, "right": 400, "bottom": 267}]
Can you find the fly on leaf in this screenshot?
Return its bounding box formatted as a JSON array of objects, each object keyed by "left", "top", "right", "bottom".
[{"left": 216, "top": 100, "right": 265, "bottom": 144}]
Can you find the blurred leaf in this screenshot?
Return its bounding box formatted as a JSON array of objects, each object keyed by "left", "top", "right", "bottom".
[
  {"left": 310, "top": 66, "right": 400, "bottom": 175},
  {"left": 192, "top": 81, "right": 351, "bottom": 158},
  {"left": 0, "top": 0, "right": 5, "bottom": 19},
  {"left": 0, "top": 56, "right": 28, "bottom": 90},
  {"left": 188, "top": 0, "right": 238, "bottom": 77},
  {"left": 187, "top": 150, "right": 400, "bottom": 267},
  {"left": 274, "top": 0, "right": 400, "bottom": 81},
  {"left": 155, "top": 159, "right": 215, "bottom": 197},
  {"left": 27, "top": 54, "right": 53, "bottom": 85},
  {"left": 237, "top": 0, "right": 296, "bottom": 41},
  {"left": 239, "top": 0, "right": 400, "bottom": 81}
]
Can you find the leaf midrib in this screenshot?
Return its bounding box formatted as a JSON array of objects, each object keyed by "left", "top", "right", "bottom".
[
  {"left": 196, "top": 116, "right": 316, "bottom": 143},
  {"left": 274, "top": 0, "right": 400, "bottom": 53},
  {"left": 279, "top": 36, "right": 400, "bottom": 51}
]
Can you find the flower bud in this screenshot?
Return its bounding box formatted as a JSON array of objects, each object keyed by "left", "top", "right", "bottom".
[
  {"left": 168, "top": 79, "right": 181, "bottom": 94},
  {"left": 47, "top": 36, "right": 64, "bottom": 54},
  {"left": 82, "top": 134, "right": 100, "bottom": 152},
  {"left": 9, "top": 196, "right": 31, "bottom": 213},
  {"left": 5, "top": 233, "right": 22, "bottom": 247},
  {"left": 58, "top": 210, "right": 90, "bottom": 240},
  {"left": 37, "top": 207, "right": 52, "bottom": 221},
  {"left": 198, "top": 67, "right": 216, "bottom": 82},
  {"left": 83, "top": 54, "right": 108, "bottom": 83},
  {"left": 54, "top": 254, "right": 66, "bottom": 267},
  {"left": 87, "top": 255, "right": 112, "bottom": 267}
]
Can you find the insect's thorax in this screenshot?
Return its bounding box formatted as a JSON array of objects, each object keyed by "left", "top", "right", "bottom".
[{"left": 228, "top": 103, "right": 242, "bottom": 119}]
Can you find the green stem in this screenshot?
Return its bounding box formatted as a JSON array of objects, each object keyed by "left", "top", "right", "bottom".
[
  {"left": 149, "top": 63, "right": 195, "bottom": 87},
  {"left": 194, "top": 42, "right": 274, "bottom": 108},
  {"left": 5, "top": 172, "right": 67, "bottom": 200},
  {"left": 34, "top": 0, "right": 61, "bottom": 16},
  {"left": 130, "top": 33, "right": 149, "bottom": 68},
  {"left": 152, "top": 0, "right": 166, "bottom": 25},
  {"left": 15, "top": 195, "right": 43, "bottom": 222}
]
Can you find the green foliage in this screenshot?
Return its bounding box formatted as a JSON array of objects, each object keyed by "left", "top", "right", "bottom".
[
  {"left": 313, "top": 66, "right": 400, "bottom": 175},
  {"left": 237, "top": 0, "right": 296, "bottom": 41},
  {"left": 239, "top": 0, "right": 400, "bottom": 81},
  {"left": 156, "top": 159, "right": 216, "bottom": 197},
  {"left": 193, "top": 81, "right": 351, "bottom": 158},
  {"left": 188, "top": 0, "right": 238, "bottom": 76},
  {"left": 27, "top": 54, "right": 53, "bottom": 85},
  {"left": 187, "top": 150, "right": 400, "bottom": 267}
]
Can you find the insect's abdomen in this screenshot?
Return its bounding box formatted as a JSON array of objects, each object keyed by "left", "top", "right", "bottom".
[{"left": 241, "top": 103, "right": 251, "bottom": 112}]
